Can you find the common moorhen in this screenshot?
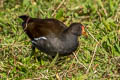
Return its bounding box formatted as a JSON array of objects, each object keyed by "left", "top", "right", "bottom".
[{"left": 19, "top": 15, "right": 87, "bottom": 57}]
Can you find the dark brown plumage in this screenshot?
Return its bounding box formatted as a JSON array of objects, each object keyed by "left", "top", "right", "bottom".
[{"left": 19, "top": 15, "right": 87, "bottom": 57}]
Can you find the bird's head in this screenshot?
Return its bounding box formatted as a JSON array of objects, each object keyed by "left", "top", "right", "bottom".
[{"left": 68, "top": 23, "right": 88, "bottom": 37}]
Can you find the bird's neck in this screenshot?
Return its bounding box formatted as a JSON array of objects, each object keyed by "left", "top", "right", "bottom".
[{"left": 63, "top": 32, "right": 78, "bottom": 42}]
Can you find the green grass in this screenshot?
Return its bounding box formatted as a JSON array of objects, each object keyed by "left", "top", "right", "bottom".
[{"left": 0, "top": 0, "right": 120, "bottom": 79}]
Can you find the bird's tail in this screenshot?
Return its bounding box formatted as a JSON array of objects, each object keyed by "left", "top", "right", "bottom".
[{"left": 19, "top": 15, "right": 30, "bottom": 22}]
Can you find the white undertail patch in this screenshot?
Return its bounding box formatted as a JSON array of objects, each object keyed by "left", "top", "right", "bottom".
[
  {"left": 32, "top": 40, "right": 37, "bottom": 44},
  {"left": 34, "top": 37, "right": 47, "bottom": 40},
  {"left": 32, "top": 37, "right": 47, "bottom": 44}
]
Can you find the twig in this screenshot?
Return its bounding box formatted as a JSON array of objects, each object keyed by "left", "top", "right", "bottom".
[
  {"left": 73, "top": 52, "right": 87, "bottom": 70},
  {"left": 97, "top": 10, "right": 102, "bottom": 21},
  {"left": 85, "top": 28, "right": 100, "bottom": 73},
  {"left": 86, "top": 29, "right": 99, "bottom": 43},
  {"left": 100, "top": 1, "right": 108, "bottom": 16},
  {"left": 86, "top": 42, "right": 99, "bottom": 74},
  {"left": 0, "top": 43, "right": 31, "bottom": 47},
  {"left": 114, "top": 4, "right": 120, "bottom": 22},
  {"left": 52, "top": 0, "right": 65, "bottom": 17},
  {"left": 56, "top": 73, "right": 61, "bottom": 80},
  {"left": 24, "top": 17, "right": 30, "bottom": 31},
  {"left": 0, "top": 0, "right": 3, "bottom": 8}
]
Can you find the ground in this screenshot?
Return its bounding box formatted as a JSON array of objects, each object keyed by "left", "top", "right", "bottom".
[{"left": 0, "top": 0, "right": 120, "bottom": 80}]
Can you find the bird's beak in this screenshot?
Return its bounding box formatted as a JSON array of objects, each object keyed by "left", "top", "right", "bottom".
[{"left": 81, "top": 26, "right": 88, "bottom": 38}]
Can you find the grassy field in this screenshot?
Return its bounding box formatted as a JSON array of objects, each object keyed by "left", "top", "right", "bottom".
[{"left": 0, "top": 0, "right": 120, "bottom": 80}]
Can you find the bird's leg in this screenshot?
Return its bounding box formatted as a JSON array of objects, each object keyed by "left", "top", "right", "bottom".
[
  {"left": 49, "top": 53, "right": 59, "bottom": 68},
  {"left": 30, "top": 44, "right": 39, "bottom": 62},
  {"left": 31, "top": 44, "right": 43, "bottom": 63},
  {"left": 31, "top": 44, "right": 35, "bottom": 57}
]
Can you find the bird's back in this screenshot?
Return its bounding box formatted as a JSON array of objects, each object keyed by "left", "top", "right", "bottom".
[{"left": 22, "top": 18, "right": 67, "bottom": 39}]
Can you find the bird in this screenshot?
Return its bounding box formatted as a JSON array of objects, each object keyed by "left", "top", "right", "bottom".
[{"left": 19, "top": 15, "right": 87, "bottom": 57}]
